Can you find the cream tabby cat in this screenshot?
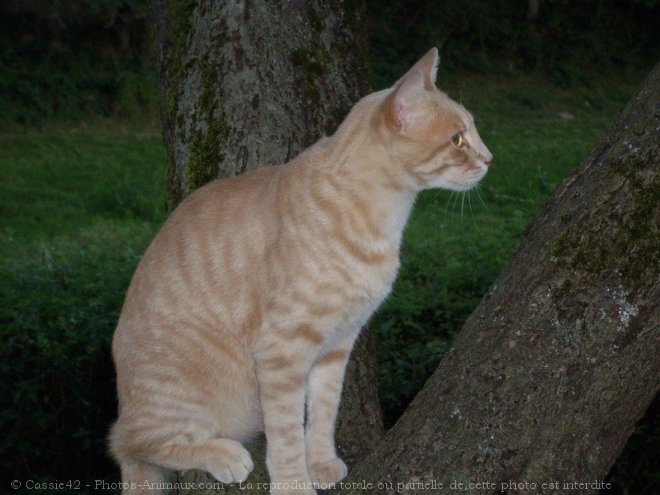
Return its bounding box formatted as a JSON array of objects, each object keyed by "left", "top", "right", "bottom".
[{"left": 110, "top": 48, "right": 492, "bottom": 494}]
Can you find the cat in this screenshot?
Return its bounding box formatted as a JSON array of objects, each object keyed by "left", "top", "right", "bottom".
[{"left": 109, "top": 47, "right": 492, "bottom": 495}]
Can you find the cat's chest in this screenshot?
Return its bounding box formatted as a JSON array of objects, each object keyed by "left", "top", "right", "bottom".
[
  {"left": 312, "top": 261, "right": 395, "bottom": 358},
  {"left": 350, "top": 253, "right": 399, "bottom": 299},
  {"left": 334, "top": 251, "right": 400, "bottom": 327}
]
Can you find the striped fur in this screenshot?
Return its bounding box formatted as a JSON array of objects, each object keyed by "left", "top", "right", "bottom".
[{"left": 109, "top": 48, "right": 492, "bottom": 495}]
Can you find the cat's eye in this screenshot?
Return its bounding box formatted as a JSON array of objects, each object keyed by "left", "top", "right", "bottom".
[{"left": 451, "top": 133, "right": 465, "bottom": 148}]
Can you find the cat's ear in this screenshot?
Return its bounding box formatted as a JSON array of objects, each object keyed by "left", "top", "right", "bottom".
[
  {"left": 389, "top": 69, "right": 426, "bottom": 134},
  {"left": 416, "top": 47, "right": 439, "bottom": 88},
  {"left": 397, "top": 47, "right": 439, "bottom": 90}
]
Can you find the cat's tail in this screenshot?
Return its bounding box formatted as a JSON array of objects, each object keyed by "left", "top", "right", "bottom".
[
  {"left": 109, "top": 422, "right": 166, "bottom": 495},
  {"left": 118, "top": 458, "right": 165, "bottom": 494}
]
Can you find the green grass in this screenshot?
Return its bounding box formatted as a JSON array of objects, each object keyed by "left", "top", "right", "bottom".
[
  {"left": 0, "top": 123, "right": 166, "bottom": 243},
  {"left": 0, "top": 123, "right": 166, "bottom": 486},
  {"left": 0, "top": 72, "right": 644, "bottom": 487}
]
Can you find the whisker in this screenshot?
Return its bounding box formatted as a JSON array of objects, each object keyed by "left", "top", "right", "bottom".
[
  {"left": 429, "top": 188, "right": 443, "bottom": 204},
  {"left": 451, "top": 190, "right": 460, "bottom": 224},
  {"left": 460, "top": 192, "right": 466, "bottom": 225},
  {"left": 468, "top": 190, "right": 477, "bottom": 227},
  {"left": 475, "top": 185, "right": 490, "bottom": 211},
  {"left": 445, "top": 191, "right": 455, "bottom": 214}
]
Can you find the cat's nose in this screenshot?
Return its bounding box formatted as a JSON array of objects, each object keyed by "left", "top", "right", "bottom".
[{"left": 484, "top": 155, "right": 493, "bottom": 167}]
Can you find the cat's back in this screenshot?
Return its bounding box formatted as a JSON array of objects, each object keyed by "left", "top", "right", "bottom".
[
  {"left": 167, "top": 164, "right": 281, "bottom": 230},
  {"left": 116, "top": 165, "right": 282, "bottom": 331}
]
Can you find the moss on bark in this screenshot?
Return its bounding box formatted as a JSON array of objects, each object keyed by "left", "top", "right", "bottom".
[{"left": 159, "top": 0, "right": 197, "bottom": 208}]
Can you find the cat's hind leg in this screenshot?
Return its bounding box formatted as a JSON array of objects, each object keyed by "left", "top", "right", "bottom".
[
  {"left": 110, "top": 417, "right": 254, "bottom": 487},
  {"left": 152, "top": 437, "right": 254, "bottom": 484}
]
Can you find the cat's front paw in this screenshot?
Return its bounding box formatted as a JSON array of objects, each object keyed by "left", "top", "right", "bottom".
[{"left": 308, "top": 457, "right": 348, "bottom": 486}]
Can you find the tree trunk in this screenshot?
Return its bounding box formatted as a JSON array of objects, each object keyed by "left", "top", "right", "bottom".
[
  {"left": 152, "top": 1, "right": 381, "bottom": 492},
  {"left": 341, "top": 64, "right": 660, "bottom": 493},
  {"left": 153, "top": 0, "right": 369, "bottom": 210}
]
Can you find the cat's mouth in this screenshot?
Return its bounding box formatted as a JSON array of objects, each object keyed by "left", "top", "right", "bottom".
[
  {"left": 447, "top": 171, "right": 487, "bottom": 191},
  {"left": 448, "top": 181, "right": 481, "bottom": 192}
]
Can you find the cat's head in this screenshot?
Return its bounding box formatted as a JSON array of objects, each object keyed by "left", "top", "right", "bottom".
[{"left": 375, "top": 48, "right": 492, "bottom": 192}]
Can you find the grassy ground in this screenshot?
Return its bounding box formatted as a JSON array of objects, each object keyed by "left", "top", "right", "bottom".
[
  {"left": 0, "top": 122, "right": 166, "bottom": 484},
  {"left": 0, "top": 72, "right": 645, "bottom": 487},
  {"left": 0, "top": 122, "right": 166, "bottom": 242}
]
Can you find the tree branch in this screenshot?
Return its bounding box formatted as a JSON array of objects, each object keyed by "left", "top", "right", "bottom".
[{"left": 342, "top": 63, "right": 660, "bottom": 493}]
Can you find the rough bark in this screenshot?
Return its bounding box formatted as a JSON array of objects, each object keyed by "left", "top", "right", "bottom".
[
  {"left": 152, "top": 1, "right": 381, "bottom": 492},
  {"left": 153, "top": 0, "right": 369, "bottom": 209},
  {"left": 340, "top": 64, "right": 660, "bottom": 494}
]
